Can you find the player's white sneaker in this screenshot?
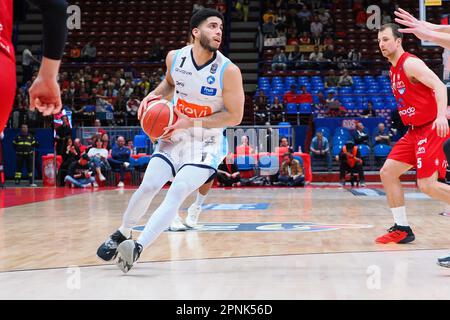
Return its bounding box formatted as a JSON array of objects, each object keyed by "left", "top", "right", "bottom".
[
  {"left": 169, "top": 215, "right": 187, "bottom": 231},
  {"left": 184, "top": 203, "right": 202, "bottom": 229}
]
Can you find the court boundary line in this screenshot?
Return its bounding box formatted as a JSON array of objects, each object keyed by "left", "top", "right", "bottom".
[{"left": 0, "top": 247, "right": 447, "bottom": 275}]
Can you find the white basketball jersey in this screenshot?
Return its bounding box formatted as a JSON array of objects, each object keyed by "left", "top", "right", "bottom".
[{"left": 170, "top": 45, "right": 231, "bottom": 138}]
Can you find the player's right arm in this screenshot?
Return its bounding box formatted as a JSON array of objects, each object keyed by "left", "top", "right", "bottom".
[
  {"left": 137, "top": 50, "right": 176, "bottom": 120},
  {"left": 28, "top": 0, "right": 68, "bottom": 116}
]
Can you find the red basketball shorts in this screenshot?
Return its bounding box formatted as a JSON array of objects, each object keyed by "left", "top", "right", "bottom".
[
  {"left": 388, "top": 123, "right": 450, "bottom": 179},
  {"left": 0, "top": 51, "right": 16, "bottom": 133}
]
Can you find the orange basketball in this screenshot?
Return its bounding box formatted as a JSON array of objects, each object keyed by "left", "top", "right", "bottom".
[{"left": 140, "top": 99, "right": 178, "bottom": 140}]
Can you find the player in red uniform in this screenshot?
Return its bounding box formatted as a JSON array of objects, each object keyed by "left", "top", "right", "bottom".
[
  {"left": 0, "top": 0, "right": 68, "bottom": 133},
  {"left": 394, "top": 8, "right": 450, "bottom": 268},
  {"left": 375, "top": 23, "right": 450, "bottom": 245}
]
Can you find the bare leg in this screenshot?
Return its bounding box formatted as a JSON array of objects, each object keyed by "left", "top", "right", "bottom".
[
  {"left": 380, "top": 159, "right": 413, "bottom": 208},
  {"left": 417, "top": 172, "right": 450, "bottom": 204}
]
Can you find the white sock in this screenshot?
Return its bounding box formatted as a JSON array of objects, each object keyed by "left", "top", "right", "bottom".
[
  {"left": 120, "top": 157, "right": 173, "bottom": 230},
  {"left": 195, "top": 192, "right": 207, "bottom": 206},
  {"left": 137, "top": 166, "right": 213, "bottom": 248},
  {"left": 118, "top": 226, "right": 132, "bottom": 238},
  {"left": 391, "top": 206, "right": 409, "bottom": 227}
]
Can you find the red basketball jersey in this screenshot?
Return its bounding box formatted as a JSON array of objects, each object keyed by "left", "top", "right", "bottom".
[
  {"left": 389, "top": 52, "right": 437, "bottom": 127},
  {"left": 0, "top": 0, "right": 14, "bottom": 60}
]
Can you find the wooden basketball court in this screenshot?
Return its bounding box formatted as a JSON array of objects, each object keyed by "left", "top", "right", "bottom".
[{"left": 0, "top": 185, "right": 449, "bottom": 299}]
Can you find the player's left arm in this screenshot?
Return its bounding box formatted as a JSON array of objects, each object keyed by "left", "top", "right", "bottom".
[
  {"left": 166, "top": 64, "right": 244, "bottom": 132},
  {"left": 404, "top": 58, "right": 449, "bottom": 137}
]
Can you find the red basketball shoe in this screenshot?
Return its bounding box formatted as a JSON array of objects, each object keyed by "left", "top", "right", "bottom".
[{"left": 375, "top": 224, "right": 415, "bottom": 244}]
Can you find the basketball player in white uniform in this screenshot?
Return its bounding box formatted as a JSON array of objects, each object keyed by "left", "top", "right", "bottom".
[{"left": 96, "top": 8, "right": 245, "bottom": 273}]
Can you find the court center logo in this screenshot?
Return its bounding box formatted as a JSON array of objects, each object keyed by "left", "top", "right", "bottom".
[{"left": 132, "top": 222, "right": 373, "bottom": 233}]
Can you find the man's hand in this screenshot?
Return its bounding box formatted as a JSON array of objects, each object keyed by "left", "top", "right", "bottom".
[
  {"left": 432, "top": 115, "right": 449, "bottom": 138},
  {"left": 29, "top": 57, "right": 63, "bottom": 116},
  {"left": 29, "top": 75, "right": 62, "bottom": 116},
  {"left": 394, "top": 8, "right": 436, "bottom": 41},
  {"left": 137, "top": 93, "right": 162, "bottom": 121},
  {"left": 161, "top": 107, "right": 194, "bottom": 140}
]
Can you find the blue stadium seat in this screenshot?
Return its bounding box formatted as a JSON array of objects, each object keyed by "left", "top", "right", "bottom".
[
  {"left": 374, "top": 144, "right": 392, "bottom": 157},
  {"left": 133, "top": 134, "right": 147, "bottom": 152},
  {"left": 332, "top": 144, "right": 344, "bottom": 157},
  {"left": 358, "top": 144, "right": 371, "bottom": 158},
  {"left": 286, "top": 103, "right": 297, "bottom": 114},
  {"left": 299, "top": 103, "right": 312, "bottom": 113}
]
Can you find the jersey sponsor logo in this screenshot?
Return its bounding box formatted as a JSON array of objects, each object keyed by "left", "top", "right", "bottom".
[
  {"left": 176, "top": 98, "right": 213, "bottom": 118},
  {"left": 417, "top": 138, "right": 427, "bottom": 146},
  {"left": 176, "top": 81, "right": 185, "bottom": 87},
  {"left": 210, "top": 63, "right": 218, "bottom": 74},
  {"left": 174, "top": 67, "right": 192, "bottom": 76},
  {"left": 398, "top": 106, "right": 416, "bottom": 117},
  {"left": 132, "top": 222, "right": 373, "bottom": 233},
  {"left": 207, "top": 75, "right": 215, "bottom": 85},
  {"left": 201, "top": 86, "right": 217, "bottom": 96},
  {"left": 417, "top": 146, "right": 426, "bottom": 155}
]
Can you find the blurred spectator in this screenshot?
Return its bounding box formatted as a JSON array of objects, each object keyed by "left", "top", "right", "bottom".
[
  {"left": 337, "top": 141, "right": 365, "bottom": 186},
  {"left": 262, "top": 16, "right": 277, "bottom": 37},
  {"left": 270, "top": 96, "right": 284, "bottom": 122},
  {"left": 390, "top": 109, "right": 408, "bottom": 140},
  {"left": 355, "top": 8, "right": 368, "bottom": 29},
  {"left": 382, "top": 10, "right": 392, "bottom": 24},
  {"left": 13, "top": 124, "right": 38, "bottom": 185},
  {"left": 276, "top": 137, "right": 294, "bottom": 154},
  {"left": 353, "top": 122, "right": 369, "bottom": 145},
  {"left": 69, "top": 45, "right": 81, "bottom": 61},
  {"left": 193, "top": 0, "right": 204, "bottom": 12},
  {"left": 310, "top": 16, "right": 323, "bottom": 44},
  {"left": 325, "top": 92, "right": 345, "bottom": 117},
  {"left": 217, "top": 153, "right": 241, "bottom": 187},
  {"left": 55, "top": 116, "right": 72, "bottom": 156},
  {"left": 254, "top": 90, "right": 269, "bottom": 123},
  {"left": 81, "top": 41, "right": 97, "bottom": 62},
  {"left": 323, "top": 45, "right": 335, "bottom": 61},
  {"left": 58, "top": 137, "right": 81, "bottom": 186},
  {"left": 215, "top": 0, "right": 227, "bottom": 13},
  {"left": 22, "top": 48, "right": 39, "bottom": 84},
  {"left": 348, "top": 47, "right": 362, "bottom": 68},
  {"left": 288, "top": 45, "right": 303, "bottom": 68},
  {"left": 335, "top": 46, "right": 348, "bottom": 69},
  {"left": 373, "top": 122, "right": 391, "bottom": 146},
  {"left": 74, "top": 138, "right": 87, "bottom": 154},
  {"left": 310, "top": 131, "right": 332, "bottom": 171},
  {"left": 271, "top": 47, "right": 287, "bottom": 70},
  {"left": 325, "top": 69, "right": 339, "bottom": 88},
  {"left": 309, "top": 45, "right": 323, "bottom": 62},
  {"left": 358, "top": 102, "right": 377, "bottom": 118},
  {"left": 126, "top": 96, "right": 140, "bottom": 126},
  {"left": 296, "top": 5, "right": 311, "bottom": 33},
  {"left": 283, "top": 84, "right": 298, "bottom": 104},
  {"left": 278, "top": 152, "right": 305, "bottom": 186},
  {"left": 298, "top": 85, "right": 313, "bottom": 104},
  {"left": 338, "top": 69, "right": 353, "bottom": 87},
  {"left": 101, "top": 133, "right": 111, "bottom": 151},
  {"left": 94, "top": 119, "right": 107, "bottom": 135},
  {"left": 127, "top": 139, "right": 137, "bottom": 155},
  {"left": 149, "top": 38, "right": 165, "bottom": 62},
  {"left": 236, "top": 136, "right": 255, "bottom": 155},
  {"left": 65, "top": 154, "right": 96, "bottom": 188},
  {"left": 299, "top": 32, "right": 311, "bottom": 44},
  {"left": 108, "top": 136, "right": 131, "bottom": 187},
  {"left": 262, "top": 8, "right": 276, "bottom": 23},
  {"left": 87, "top": 137, "right": 109, "bottom": 183},
  {"left": 242, "top": 0, "right": 250, "bottom": 22},
  {"left": 323, "top": 34, "right": 334, "bottom": 46}
]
